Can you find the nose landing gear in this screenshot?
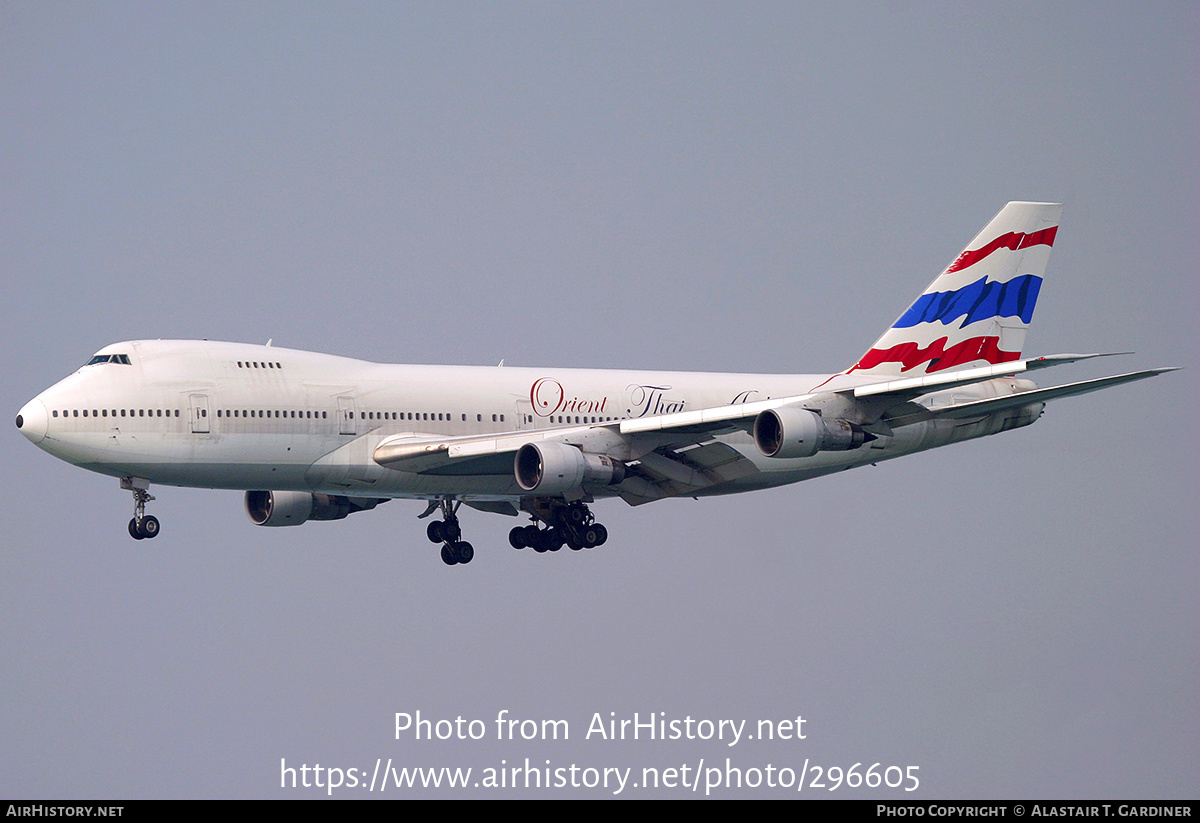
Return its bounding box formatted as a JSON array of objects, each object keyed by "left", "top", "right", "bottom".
[{"left": 122, "top": 477, "right": 160, "bottom": 540}]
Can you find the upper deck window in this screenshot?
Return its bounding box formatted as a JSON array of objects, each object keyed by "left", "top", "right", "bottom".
[{"left": 85, "top": 354, "right": 131, "bottom": 366}]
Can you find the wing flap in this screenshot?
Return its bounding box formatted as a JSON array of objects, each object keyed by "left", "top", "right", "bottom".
[{"left": 618, "top": 440, "right": 759, "bottom": 505}]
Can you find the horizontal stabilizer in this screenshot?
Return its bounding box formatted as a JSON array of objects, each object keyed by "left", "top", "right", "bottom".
[
  {"left": 900, "top": 368, "right": 1178, "bottom": 423},
  {"left": 850, "top": 351, "right": 1114, "bottom": 401}
]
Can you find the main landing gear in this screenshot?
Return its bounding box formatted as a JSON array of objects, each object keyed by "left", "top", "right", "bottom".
[
  {"left": 418, "top": 498, "right": 610, "bottom": 566},
  {"left": 509, "top": 501, "right": 608, "bottom": 553},
  {"left": 424, "top": 499, "right": 474, "bottom": 565},
  {"left": 122, "top": 477, "right": 160, "bottom": 540}
]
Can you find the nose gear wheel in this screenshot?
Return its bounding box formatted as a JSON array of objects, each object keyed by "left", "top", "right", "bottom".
[{"left": 122, "top": 478, "right": 160, "bottom": 540}]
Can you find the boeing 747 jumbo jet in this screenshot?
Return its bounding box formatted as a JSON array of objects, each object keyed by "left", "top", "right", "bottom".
[{"left": 16, "top": 203, "right": 1175, "bottom": 565}]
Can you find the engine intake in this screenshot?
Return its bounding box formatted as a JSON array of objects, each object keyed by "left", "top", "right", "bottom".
[
  {"left": 753, "top": 407, "right": 872, "bottom": 459},
  {"left": 514, "top": 441, "right": 625, "bottom": 495},
  {"left": 245, "top": 490, "right": 385, "bottom": 527}
]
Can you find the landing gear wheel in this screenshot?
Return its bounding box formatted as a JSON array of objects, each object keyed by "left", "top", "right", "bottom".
[
  {"left": 124, "top": 480, "right": 157, "bottom": 541},
  {"left": 516, "top": 501, "right": 612, "bottom": 557},
  {"left": 138, "top": 515, "right": 160, "bottom": 539},
  {"left": 532, "top": 529, "right": 554, "bottom": 553},
  {"left": 431, "top": 499, "right": 469, "bottom": 564}
]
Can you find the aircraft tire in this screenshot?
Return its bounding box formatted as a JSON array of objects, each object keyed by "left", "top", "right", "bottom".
[
  {"left": 455, "top": 541, "right": 474, "bottom": 564},
  {"left": 440, "top": 544, "right": 458, "bottom": 565},
  {"left": 139, "top": 515, "right": 160, "bottom": 539},
  {"left": 509, "top": 528, "right": 526, "bottom": 549},
  {"left": 129, "top": 518, "right": 145, "bottom": 540},
  {"left": 443, "top": 518, "right": 461, "bottom": 542},
  {"left": 427, "top": 521, "right": 444, "bottom": 543},
  {"left": 592, "top": 524, "right": 608, "bottom": 546}
]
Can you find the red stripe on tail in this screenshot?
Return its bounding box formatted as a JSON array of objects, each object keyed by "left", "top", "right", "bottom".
[
  {"left": 850, "top": 335, "right": 1020, "bottom": 374},
  {"left": 946, "top": 226, "right": 1058, "bottom": 273}
]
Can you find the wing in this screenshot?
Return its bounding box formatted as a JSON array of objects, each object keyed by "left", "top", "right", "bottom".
[{"left": 370, "top": 354, "right": 1177, "bottom": 502}]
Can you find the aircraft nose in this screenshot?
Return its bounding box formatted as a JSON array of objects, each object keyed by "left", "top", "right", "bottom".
[{"left": 16, "top": 397, "right": 49, "bottom": 445}]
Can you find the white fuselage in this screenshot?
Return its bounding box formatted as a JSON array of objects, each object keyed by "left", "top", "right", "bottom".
[{"left": 17, "top": 339, "right": 1029, "bottom": 503}]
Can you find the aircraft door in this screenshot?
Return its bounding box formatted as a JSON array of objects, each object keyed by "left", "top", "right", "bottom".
[
  {"left": 515, "top": 398, "right": 533, "bottom": 430},
  {"left": 189, "top": 393, "right": 211, "bottom": 434},
  {"left": 338, "top": 395, "right": 356, "bottom": 435}
]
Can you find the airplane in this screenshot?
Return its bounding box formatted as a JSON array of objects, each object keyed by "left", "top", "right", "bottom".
[{"left": 15, "top": 202, "right": 1176, "bottom": 566}]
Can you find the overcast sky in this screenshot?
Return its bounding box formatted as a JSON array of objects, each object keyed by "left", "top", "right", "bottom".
[{"left": 2, "top": 2, "right": 1195, "bottom": 798}]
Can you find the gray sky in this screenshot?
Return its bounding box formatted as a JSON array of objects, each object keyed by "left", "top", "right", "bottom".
[{"left": 2, "top": 2, "right": 1195, "bottom": 798}]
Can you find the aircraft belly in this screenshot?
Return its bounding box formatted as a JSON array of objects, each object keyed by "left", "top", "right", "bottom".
[
  {"left": 98, "top": 461, "right": 312, "bottom": 489},
  {"left": 48, "top": 430, "right": 320, "bottom": 490}
]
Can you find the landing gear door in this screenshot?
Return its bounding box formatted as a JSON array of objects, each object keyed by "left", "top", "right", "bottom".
[
  {"left": 189, "top": 393, "right": 210, "bottom": 434},
  {"left": 338, "top": 395, "right": 356, "bottom": 435}
]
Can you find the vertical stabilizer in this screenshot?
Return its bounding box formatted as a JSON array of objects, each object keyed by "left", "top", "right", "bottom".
[{"left": 848, "top": 202, "right": 1063, "bottom": 377}]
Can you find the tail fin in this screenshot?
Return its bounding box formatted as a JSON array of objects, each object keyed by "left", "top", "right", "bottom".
[{"left": 848, "top": 202, "right": 1063, "bottom": 377}]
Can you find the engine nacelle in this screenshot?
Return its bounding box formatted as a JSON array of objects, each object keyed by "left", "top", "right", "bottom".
[
  {"left": 245, "top": 490, "right": 385, "bottom": 527},
  {"left": 753, "top": 407, "right": 872, "bottom": 459},
  {"left": 514, "top": 441, "right": 626, "bottom": 495}
]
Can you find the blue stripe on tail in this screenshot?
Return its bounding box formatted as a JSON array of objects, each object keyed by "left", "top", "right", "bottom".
[{"left": 893, "top": 274, "right": 1043, "bottom": 329}]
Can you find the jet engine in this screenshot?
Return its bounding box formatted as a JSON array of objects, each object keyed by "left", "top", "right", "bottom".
[
  {"left": 245, "top": 490, "right": 386, "bottom": 527},
  {"left": 753, "top": 407, "right": 872, "bottom": 459},
  {"left": 514, "top": 441, "right": 626, "bottom": 495}
]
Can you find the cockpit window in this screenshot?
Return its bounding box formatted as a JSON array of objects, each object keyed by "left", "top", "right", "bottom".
[{"left": 85, "top": 354, "right": 132, "bottom": 366}]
